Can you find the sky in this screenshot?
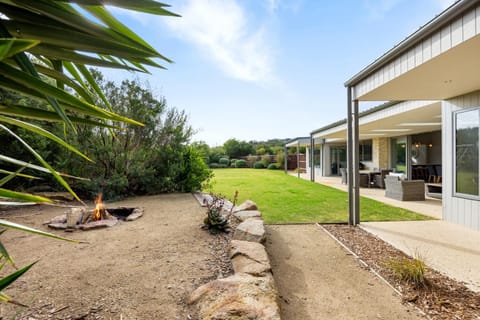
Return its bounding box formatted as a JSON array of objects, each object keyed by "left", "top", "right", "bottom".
[{"left": 103, "top": 0, "right": 457, "bottom": 146}]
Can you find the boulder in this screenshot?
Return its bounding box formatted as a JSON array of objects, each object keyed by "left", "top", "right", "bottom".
[
  {"left": 233, "top": 219, "right": 266, "bottom": 243},
  {"left": 189, "top": 273, "right": 280, "bottom": 320},
  {"left": 233, "top": 200, "right": 258, "bottom": 213},
  {"left": 230, "top": 240, "right": 271, "bottom": 276},
  {"left": 233, "top": 210, "right": 262, "bottom": 222}
]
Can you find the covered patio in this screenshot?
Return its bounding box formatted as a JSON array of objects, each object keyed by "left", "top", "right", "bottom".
[
  {"left": 289, "top": 172, "right": 442, "bottom": 219},
  {"left": 344, "top": 0, "right": 480, "bottom": 230}
]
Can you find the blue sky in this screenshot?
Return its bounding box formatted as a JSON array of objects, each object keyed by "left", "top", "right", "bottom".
[{"left": 104, "top": 0, "right": 456, "bottom": 146}]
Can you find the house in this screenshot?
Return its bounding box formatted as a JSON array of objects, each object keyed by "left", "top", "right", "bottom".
[
  {"left": 345, "top": 0, "right": 480, "bottom": 231},
  {"left": 286, "top": 0, "right": 480, "bottom": 231}
]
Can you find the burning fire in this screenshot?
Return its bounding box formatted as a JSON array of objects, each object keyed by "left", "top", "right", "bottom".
[{"left": 93, "top": 193, "right": 105, "bottom": 221}]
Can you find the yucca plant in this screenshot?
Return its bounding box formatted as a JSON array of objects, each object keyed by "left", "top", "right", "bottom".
[{"left": 0, "top": 0, "right": 179, "bottom": 305}]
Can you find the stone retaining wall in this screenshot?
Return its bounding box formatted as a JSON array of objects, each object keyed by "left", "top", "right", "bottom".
[{"left": 189, "top": 199, "right": 281, "bottom": 319}]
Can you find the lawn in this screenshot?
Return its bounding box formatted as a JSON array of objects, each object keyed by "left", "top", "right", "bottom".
[{"left": 208, "top": 169, "right": 431, "bottom": 224}]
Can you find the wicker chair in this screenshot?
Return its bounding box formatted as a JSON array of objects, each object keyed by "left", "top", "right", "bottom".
[
  {"left": 384, "top": 176, "right": 425, "bottom": 201},
  {"left": 372, "top": 169, "right": 393, "bottom": 188}
]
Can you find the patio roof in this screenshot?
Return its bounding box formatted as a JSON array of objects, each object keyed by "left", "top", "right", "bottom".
[
  {"left": 311, "top": 100, "right": 441, "bottom": 141},
  {"left": 346, "top": 0, "right": 480, "bottom": 101},
  {"left": 284, "top": 137, "right": 310, "bottom": 147}
]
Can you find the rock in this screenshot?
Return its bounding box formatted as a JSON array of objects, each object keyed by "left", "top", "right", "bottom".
[
  {"left": 78, "top": 218, "right": 118, "bottom": 230},
  {"left": 230, "top": 240, "right": 271, "bottom": 276},
  {"left": 234, "top": 210, "right": 262, "bottom": 222},
  {"left": 126, "top": 208, "right": 143, "bottom": 221},
  {"left": 189, "top": 273, "right": 280, "bottom": 320},
  {"left": 233, "top": 200, "right": 258, "bottom": 213},
  {"left": 233, "top": 219, "right": 266, "bottom": 243}
]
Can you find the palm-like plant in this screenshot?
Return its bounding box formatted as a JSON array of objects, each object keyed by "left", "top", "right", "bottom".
[
  {"left": 0, "top": 0, "right": 178, "bottom": 203},
  {"left": 0, "top": 0, "right": 178, "bottom": 306}
]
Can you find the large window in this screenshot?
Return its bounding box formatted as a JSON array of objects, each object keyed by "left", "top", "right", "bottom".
[
  {"left": 359, "top": 140, "right": 372, "bottom": 161},
  {"left": 455, "top": 108, "right": 479, "bottom": 198}
]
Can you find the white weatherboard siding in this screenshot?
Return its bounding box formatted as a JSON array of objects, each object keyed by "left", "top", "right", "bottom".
[
  {"left": 443, "top": 91, "right": 480, "bottom": 231},
  {"left": 354, "top": 4, "right": 480, "bottom": 101}
]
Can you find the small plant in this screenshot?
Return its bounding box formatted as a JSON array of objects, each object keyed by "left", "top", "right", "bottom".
[
  {"left": 219, "top": 157, "right": 230, "bottom": 166},
  {"left": 267, "top": 163, "right": 278, "bottom": 170},
  {"left": 386, "top": 254, "right": 428, "bottom": 288},
  {"left": 253, "top": 161, "right": 265, "bottom": 169},
  {"left": 202, "top": 194, "right": 230, "bottom": 234},
  {"left": 235, "top": 159, "right": 247, "bottom": 168}
]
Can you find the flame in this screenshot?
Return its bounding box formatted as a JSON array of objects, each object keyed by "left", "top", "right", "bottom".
[{"left": 93, "top": 193, "right": 105, "bottom": 221}]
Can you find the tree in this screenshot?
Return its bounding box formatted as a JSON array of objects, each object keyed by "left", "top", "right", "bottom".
[
  {"left": 223, "top": 138, "right": 254, "bottom": 158},
  {"left": 55, "top": 73, "right": 211, "bottom": 198}
]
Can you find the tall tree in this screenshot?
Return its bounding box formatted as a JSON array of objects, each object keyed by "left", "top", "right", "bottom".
[{"left": 223, "top": 138, "right": 254, "bottom": 158}]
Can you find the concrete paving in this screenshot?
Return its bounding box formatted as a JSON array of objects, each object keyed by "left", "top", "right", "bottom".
[
  {"left": 361, "top": 220, "right": 480, "bottom": 292},
  {"left": 288, "top": 172, "right": 480, "bottom": 292}
]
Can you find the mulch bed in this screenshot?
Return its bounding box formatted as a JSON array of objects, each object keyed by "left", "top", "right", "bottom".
[{"left": 322, "top": 224, "right": 480, "bottom": 320}]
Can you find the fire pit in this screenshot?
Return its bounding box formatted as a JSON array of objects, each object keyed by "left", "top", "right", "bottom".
[{"left": 45, "top": 194, "right": 143, "bottom": 231}]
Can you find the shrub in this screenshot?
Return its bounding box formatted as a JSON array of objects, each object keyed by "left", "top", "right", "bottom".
[
  {"left": 230, "top": 163, "right": 236, "bottom": 168},
  {"left": 235, "top": 159, "right": 247, "bottom": 168},
  {"left": 267, "top": 163, "right": 278, "bottom": 170},
  {"left": 209, "top": 163, "right": 220, "bottom": 169},
  {"left": 219, "top": 157, "right": 230, "bottom": 166},
  {"left": 253, "top": 161, "right": 265, "bottom": 169},
  {"left": 246, "top": 155, "right": 258, "bottom": 168},
  {"left": 261, "top": 154, "right": 272, "bottom": 167},
  {"left": 386, "top": 254, "right": 428, "bottom": 288},
  {"left": 275, "top": 150, "right": 285, "bottom": 168}
]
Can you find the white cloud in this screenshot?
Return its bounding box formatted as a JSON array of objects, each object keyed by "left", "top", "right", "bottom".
[
  {"left": 164, "top": 0, "right": 276, "bottom": 84},
  {"left": 362, "top": 0, "right": 402, "bottom": 20}
]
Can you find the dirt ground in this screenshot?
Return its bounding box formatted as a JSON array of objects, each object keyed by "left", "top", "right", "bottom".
[
  {"left": 0, "top": 193, "right": 229, "bottom": 320},
  {"left": 265, "top": 224, "right": 424, "bottom": 319},
  {"left": 1, "top": 194, "right": 452, "bottom": 320}
]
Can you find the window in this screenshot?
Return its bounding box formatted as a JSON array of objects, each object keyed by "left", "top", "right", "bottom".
[
  {"left": 454, "top": 108, "right": 479, "bottom": 198},
  {"left": 359, "top": 140, "right": 372, "bottom": 162}
]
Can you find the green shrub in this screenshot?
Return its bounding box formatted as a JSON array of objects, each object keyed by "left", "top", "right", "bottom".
[
  {"left": 209, "top": 163, "right": 220, "bottom": 169},
  {"left": 235, "top": 159, "right": 247, "bottom": 168},
  {"left": 267, "top": 163, "right": 278, "bottom": 170},
  {"left": 275, "top": 150, "right": 285, "bottom": 168},
  {"left": 219, "top": 157, "right": 230, "bottom": 166},
  {"left": 230, "top": 163, "right": 236, "bottom": 168},
  {"left": 386, "top": 254, "right": 428, "bottom": 288},
  {"left": 253, "top": 161, "right": 265, "bottom": 169}
]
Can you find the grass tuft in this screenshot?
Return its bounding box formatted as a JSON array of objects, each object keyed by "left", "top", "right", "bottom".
[{"left": 386, "top": 254, "right": 428, "bottom": 288}]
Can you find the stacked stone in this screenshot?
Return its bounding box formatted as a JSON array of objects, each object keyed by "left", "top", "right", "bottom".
[{"left": 189, "top": 200, "right": 281, "bottom": 320}]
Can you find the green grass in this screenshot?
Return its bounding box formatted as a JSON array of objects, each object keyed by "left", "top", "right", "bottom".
[{"left": 207, "top": 169, "right": 431, "bottom": 224}]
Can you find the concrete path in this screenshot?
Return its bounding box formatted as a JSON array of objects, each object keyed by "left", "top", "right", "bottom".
[
  {"left": 361, "top": 220, "right": 480, "bottom": 292},
  {"left": 265, "top": 224, "right": 424, "bottom": 319}
]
